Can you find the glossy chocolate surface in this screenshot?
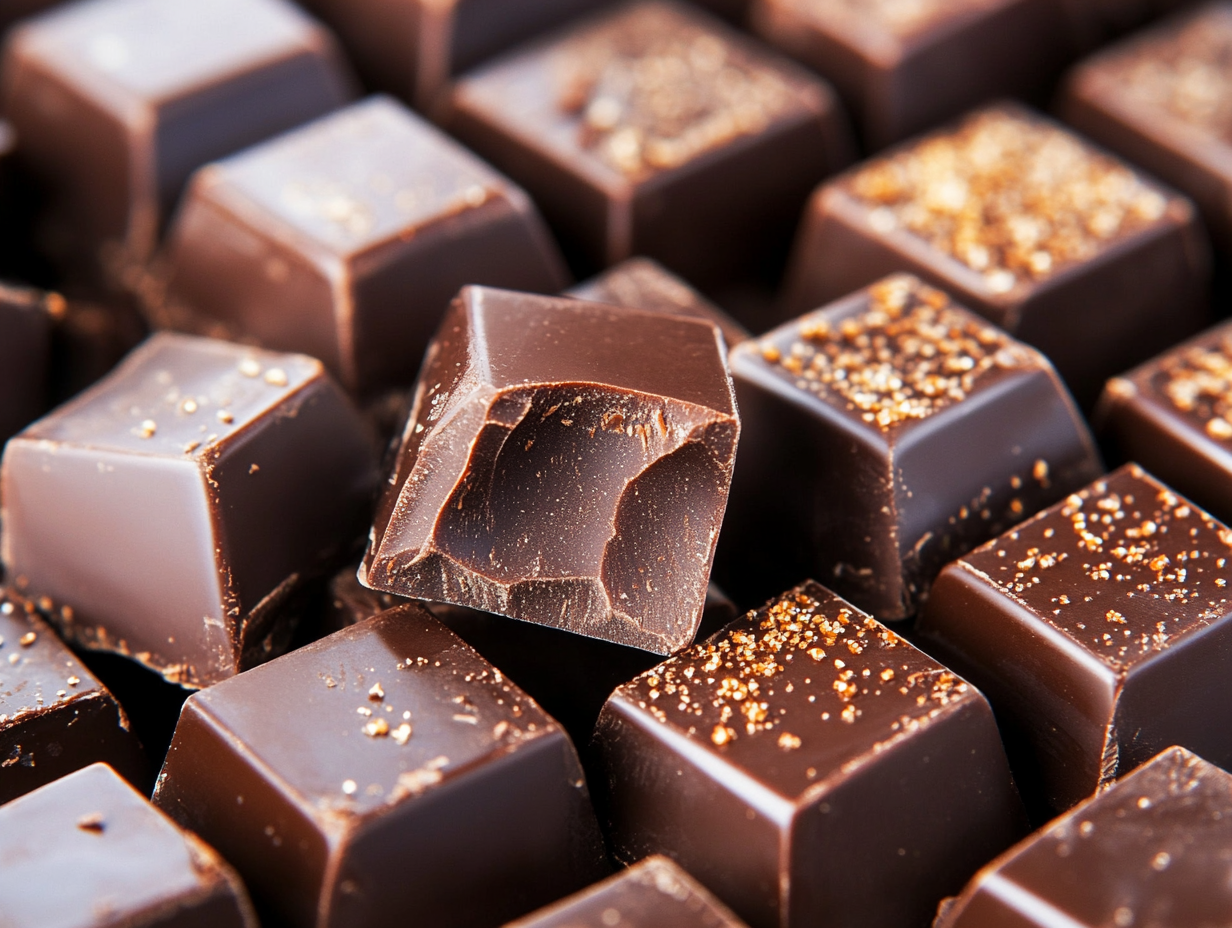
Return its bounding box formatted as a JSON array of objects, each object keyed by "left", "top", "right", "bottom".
[
  {"left": 595, "top": 580, "right": 1026, "bottom": 928},
  {"left": 0, "top": 281, "right": 52, "bottom": 443},
  {"left": 2, "top": 333, "right": 378, "bottom": 687},
  {"left": 444, "top": 1, "right": 853, "bottom": 290},
  {"left": 162, "top": 96, "right": 567, "bottom": 396},
  {"left": 1, "top": 762, "right": 256, "bottom": 928},
  {"left": 920, "top": 464, "right": 1232, "bottom": 812},
  {"left": 716, "top": 274, "right": 1102, "bottom": 619},
  {"left": 782, "top": 103, "right": 1210, "bottom": 409},
  {"left": 938, "top": 746, "right": 1232, "bottom": 928},
  {"left": 508, "top": 856, "right": 749, "bottom": 928},
  {"left": 154, "top": 605, "right": 608, "bottom": 928},
  {"left": 361, "top": 286, "right": 739, "bottom": 655},
  {"left": 0, "top": 591, "right": 145, "bottom": 803}
]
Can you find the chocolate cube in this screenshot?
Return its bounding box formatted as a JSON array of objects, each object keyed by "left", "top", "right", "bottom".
[
  {"left": 361, "top": 286, "right": 739, "bottom": 655},
  {"left": 594, "top": 580, "right": 1027, "bottom": 928},
  {"left": 1, "top": 333, "right": 378, "bottom": 688},
  {"left": 919, "top": 464, "right": 1232, "bottom": 811},
  {"left": 162, "top": 96, "right": 567, "bottom": 396},
  {"left": 716, "top": 273, "right": 1102, "bottom": 619},
  {"left": 154, "top": 605, "right": 608, "bottom": 928}
]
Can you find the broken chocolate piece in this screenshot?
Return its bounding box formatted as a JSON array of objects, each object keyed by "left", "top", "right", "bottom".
[
  {"left": 782, "top": 103, "right": 1210, "bottom": 409},
  {"left": 594, "top": 580, "right": 1027, "bottom": 928},
  {"left": 0, "top": 281, "right": 52, "bottom": 444},
  {"left": 1, "top": 762, "right": 257, "bottom": 928},
  {"left": 443, "top": 1, "right": 854, "bottom": 290},
  {"left": 937, "top": 746, "right": 1232, "bottom": 928},
  {"left": 0, "top": 590, "right": 145, "bottom": 804},
  {"left": 161, "top": 95, "right": 568, "bottom": 396},
  {"left": 919, "top": 464, "right": 1232, "bottom": 812},
  {"left": 361, "top": 286, "right": 739, "bottom": 656},
  {"left": 715, "top": 274, "right": 1102, "bottom": 620},
  {"left": 154, "top": 605, "right": 608, "bottom": 928},
  {"left": 1, "top": 333, "right": 378, "bottom": 688}
]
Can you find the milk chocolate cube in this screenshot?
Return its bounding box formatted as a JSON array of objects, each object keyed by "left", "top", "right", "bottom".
[
  {"left": 2, "top": 762, "right": 256, "bottom": 928},
  {"left": 154, "top": 605, "right": 608, "bottom": 928},
  {"left": 716, "top": 274, "right": 1102, "bottom": 620},
  {"left": 0, "top": 282, "right": 52, "bottom": 443},
  {"left": 1, "top": 333, "right": 378, "bottom": 688},
  {"left": 361, "top": 286, "right": 739, "bottom": 655},
  {"left": 1, "top": 0, "right": 354, "bottom": 271},
  {"left": 162, "top": 96, "right": 567, "bottom": 396},
  {"left": 443, "top": 1, "right": 854, "bottom": 289},
  {"left": 919, "top": 464, "right": 1232, "bottom": 812},
  {"left": 1060, "top": 3, "right": 1232, "bottom": 255},
  {"left": 0, "top": 590, "right": 145, "bottom": 804},
  {"left": 594, "top": 580, "right": 1027, "bottom": 928},
  {"left": 782, "top": 104, "right": 1209, "bottom": 408},
  {"left": 751, "top": 0, "right": 1072, "bottom": 149},
  {"left": 938, "top": 746, "right": 1232, "bottom": 928}
]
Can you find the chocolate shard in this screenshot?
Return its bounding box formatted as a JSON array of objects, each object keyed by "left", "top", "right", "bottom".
[
  {"left": 507, "top": 856, "right": 750, "bottom": 928},
  {"left": 782, "top": 103, "right": 1210, "bottom": 409},
  {"left": 715, "top": 273, "right": 1103, "bottom": 620},
  {"left": 594, "top": 580, "right": 1028, "bottom": 928},
  {"left": 1, "top": 0, "right": 355, "bottom": 275},
  {"left": 160, "top": 95, "right": 569, "bottom": 397},
  {"left": 361, "top": 286, "right": 739, "bottom": 656},
  {"left": 0, "top": 281, "right": 52, "bottom": 444},
  {"left": 919, "top": 464, "right": 1232, "bottom": 813},
  {"left": 1, "top": 333, "right": 378, "bottom": 688},
  {"left": 1, "top": 762, "right": 257, "bottom": 928},
  {"left": 937, "top": 746, "right": 1232, "bottom": 928},
  {"left": 0, "top": 590, "right": 146, "bottom": 803},
  {"left": 154, "top": 604, "right": 609, "bottom": 928}
]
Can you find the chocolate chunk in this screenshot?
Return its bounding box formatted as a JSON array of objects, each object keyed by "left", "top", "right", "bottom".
[
  {"left": 1, "top": 0, "right": 355, "bottom": 276},
  {"left": 160, "top": 96, "right": 568, "bottom": 396},
  {"left": 1, "top": 333, "right": 378, "bottom": 688},
  {"left": 569, "top": 257, "right": 750, "bottom": 348},
  {"left": 937, "top": 746, "right": 1232, "bottom": 928},
  {"left": 508, "top": 856, "right": 749, "bottom": 928},
  {"left": 154, "top": 605, "right": 608, "bottom": 928},
  {"left": 715, "top": 274, "right": 1102, "bottom": 620},
  {"left": 2, "top": 762, "right": 256, "bottom": 928},
  {"left": 595, "top": 581, "right": 1027, "bottom": 928},
  {"left": 361, "top": 286, "right": 739, "bottom": 655},
  {"left": 296, "top": 0, "right": 612, "bottom": 109},
  {"left": 919, "top": 464, "right": 1232, "bottom": 813},
  {"left": 442, "top": 1, "right": 854, "bottom": 289},
  {"left": 751, "top": 0, "right": 1073, "bottom": 149},
  {"left": 0, "top": 590, "right": 145, "bottom": 803},
  {"left": 1059, "top": 3, "right": 1232, "bottom": 256},
  {"left": 0, "top": 281, "right": 52, "bottom": 444},
  {"left": 782, "top": 103, "right": 1210, "bottom": 409}
]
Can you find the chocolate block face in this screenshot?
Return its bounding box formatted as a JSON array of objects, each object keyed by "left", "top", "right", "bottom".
[
  {"left": 751, "top": 0, "right": 1072, "bottom": 148},
  {"left": 362, "top": 287, "right": 739, "bottom": 655},
  {"left": 444, "top": 1, "right": 854, "bottom": 287},
  {"left": 298, "top": 0, "right": 612, "bottom": 109},
  {"left": 0, "top": 592, "right": 145, "bottom": 803},
  {"left": 783, "top": 104, "right": 1210, "bottom": 408},
  {"left": 154, "top": 605, "right": 607, "bottom": 928},
  {"left": 0, "top": 282, "right": 52, "bottom": 443},
  {"left": 1060, "top": 3, "right": 1232, "bottom": 255},
  {"left": 509, "top": 856, "right": 750, "bottom": 928},
  {"left": 162, "top": 96, "right": 567, "bottom": 396},
  {"left": 569, "top": 257, "right": 750, "bottom": 348},
  {"left": 1, "top": 0, "right": 354, "bottom": 268},
  {"left": 1, "top": 763, "right": 256, "bottom": 928},
  {"left": 595, "top": 581, "right": 1027, "bottom": 928},
  {"left": 717, "top": 274, "right": 1102, "bottom": 619},
  {"left": 919, "top": 464, "right": 1232, "bottom": 811},
  {"left": 1, "top": 333, "right": 378, "bottom": 687},
  {"left": 939, "top": 746, "right": 1232, "bottom": 928}
]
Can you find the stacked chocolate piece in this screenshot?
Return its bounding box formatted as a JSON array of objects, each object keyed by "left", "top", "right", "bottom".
[{"left": 4, "top": 1, "right": 1232, "bottom": 927}]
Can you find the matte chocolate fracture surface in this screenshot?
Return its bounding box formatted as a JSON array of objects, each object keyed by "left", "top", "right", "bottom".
[
  {"left": 1, "top": 333, "right": 378, "bottom": 687},
  {"left": 594, "top": 580, "right": 1026, "bottom": 928},
  {"left": 361, "top": 286, "right": 739, "bottom": 655}
]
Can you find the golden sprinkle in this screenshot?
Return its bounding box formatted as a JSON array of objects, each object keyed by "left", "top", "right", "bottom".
[
  {"left": 263, "top": 368, "right": 289, "bottom": 387},
  {"left": 76, "top": 813, "right": 105, "bottom": 833},
  {"left": 239, "top": 358, "right": 261, "bottom": 378},
  {"left": 391, "top": 723, "right": 412, "bottom": 745},
  {"left": 136, "top": 419, "right": 157, "bottom": 438},
  {"left": 67, "top": 676, "right": 80, "bottom": 686},
  {"left": 777, "top": 731, "right": 802, "bottom": 750},
  {"left": 363, "top": 718, "right": 390, "bottom": 738},
  {"left": 18, "top": 632, "right": 36, "bottom": 647},
  {"left": 341, "top": 779, "right": 357, "bottom": 795},
  {"left": 711, "top": 724, "right": 735, "bottom": 746},
  {"left": 368, "top": 682, "right": 385, "bottom": 701},
  {"left": 179, "top": 398, "right": 197, "bottom": 414},
  {"left": 217, "top": 410, "right": 234, "bottom": 425}
]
